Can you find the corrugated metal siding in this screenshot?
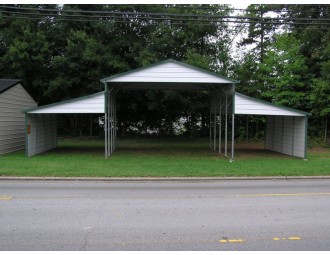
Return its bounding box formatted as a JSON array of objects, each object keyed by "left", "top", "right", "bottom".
[
  {"left": 0, "top": 84, "right": 37, "bottom": 155},
  {"left": 27, "top": 114, "right": 57, "bottom": 157},
  {"left": 266, "top": 116, "right": 306, "bottom": 158},
  {"left": 235, "top": 93, "right": 305, "bottom": 116},
  {"left": 27, "top": 93, "right": 105, "bottom": 114},
  {"left": 109, "top": 62, "right": 231, "bottom": 83}
]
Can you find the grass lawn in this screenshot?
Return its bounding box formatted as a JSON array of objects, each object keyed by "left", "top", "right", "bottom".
[{"left": 0, "top": 137, "right": 330, "bottom": 177}]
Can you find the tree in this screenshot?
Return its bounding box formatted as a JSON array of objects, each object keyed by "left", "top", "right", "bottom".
[
  {"left": 309, "top": 33, "right": 330, "bottom": 142},
  {"left": 0, "top": 4, "right": 60, "bottom": 103},
  {"left": 279, "top": 4, "right": 330, "bottom": 141},
  {"left": 240, "top": 4, "right": 279, "bottom": 63},
  {"left": 259, "top": 33, "right": 308, "bottom": 109}
]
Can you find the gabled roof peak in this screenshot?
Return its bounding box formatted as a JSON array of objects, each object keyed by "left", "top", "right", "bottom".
[{"left": 101, "top": 59, "right": 238, "bottom": 86}]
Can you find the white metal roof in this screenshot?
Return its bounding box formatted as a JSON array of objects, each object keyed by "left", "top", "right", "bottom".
[
  {"left": 101, "top": 59, "right": 237, "bottom": 90},
  {"left": 25, "top": 92, "right": 105, "bottom": 114},
  {"left": 234, "top": 93, "right": 310, "bottom": 116},
  {"left": 23, "top": 60, "right": 309, "bottom": 117}
]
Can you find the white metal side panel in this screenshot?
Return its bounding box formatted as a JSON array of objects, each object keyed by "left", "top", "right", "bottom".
[
  {"left": 292, "top": 117, "right": 306, "bottom": 158},
  {"left": 265, "top": 116, "right": 275, "bottom": 150},
  {"left": 235, "top": 93, "right": 305, "bottom": 116},
  {"left": 28, "top": 93, "right": 105, "bottom": 114},
  {"left": 109, "top": 62, "right": 231, "bottom": 83},
  {"left": 0, "top": 84, "right": 37, "bottom": 155},
  {"left": 27, "top": 114, "right": 57, "bottom": 157},
  {"left": 282, "top": 116, "right": 294, "bottom": 155},
  {"left": 266, "top": 116, "right": 306, "bottom": 158}
]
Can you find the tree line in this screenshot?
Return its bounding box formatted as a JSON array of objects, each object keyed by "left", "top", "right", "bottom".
[{"left": 0, "top": 4, "right": 329, "bottom": 143}]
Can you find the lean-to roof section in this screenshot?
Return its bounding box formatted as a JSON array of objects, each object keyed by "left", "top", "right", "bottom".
[
  {"left": 235, "top": 92, "right": 310, "bottom": 116},
  {"left": 25, "top": 91, "right": 105, "bottom": 114}
]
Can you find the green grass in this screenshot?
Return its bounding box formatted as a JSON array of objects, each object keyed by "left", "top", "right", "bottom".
[{"left": 0, "top": 137, "right": 330, "bottom": 177}]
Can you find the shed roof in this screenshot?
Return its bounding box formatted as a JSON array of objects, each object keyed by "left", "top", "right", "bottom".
[
  {"left": 0, "top": 79, "right": 21, "bottom": 94},
  {"left": 101, "top": 59, "right": 238, "bottom": 90}
]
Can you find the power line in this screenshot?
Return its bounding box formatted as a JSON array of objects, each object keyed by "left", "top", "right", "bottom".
[
  {"left": 0, "top": 5, "right": 330, "bottom": 23},
  {"left": 152, "top": 3, "right": 330, "bottom": 14},
  {"left": 0, "top": 10, "right": 329, "bottom": 27},
  {"left": 1, "top": 12, "right": 329, "bottom": 30},
  {"left": 2, "top": 4, "right": 330, "bottom": 15}
]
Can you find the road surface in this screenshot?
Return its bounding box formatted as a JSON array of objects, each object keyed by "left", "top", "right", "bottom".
[{"left": 1, "top": 179, "right": 330, "bottom": 250}]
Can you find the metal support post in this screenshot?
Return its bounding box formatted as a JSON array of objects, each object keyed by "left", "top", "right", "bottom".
[
  {"left": 109, "top": 94, "right": 111, "bottom": 155},
  {"left": 219, "top": 95, "right": 222, "bottom": 154},
  {"left": 114, "top": 95, "right": 117, "bottom": 150},
  {"left": 104, "top": 113, "right": 107, "bottom": 158},
  {"left": 214, "top": 98, "right": 216, "bottom": 151},
  {"left": 111, "top": 93, "right": 115, "bottom": 153},
  {"left": 110, "top": 93, "right": 112, "bottom": 154},
  {"left": 231, "top": 114, "right": 235, "bottom": 161},
  {"left": 108, "top": 91, "right": 112, "bottom": 156},
  {"left": 225, "top": 93, "right": 228, "bottom": 157},
  {"left": 209, "top": 96, "right": 212, "bottom": 149},
  {"left": 111, "top": 94, "right": 114, "bottom": 154}
]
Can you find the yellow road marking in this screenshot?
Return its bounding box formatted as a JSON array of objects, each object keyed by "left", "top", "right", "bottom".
[
  {"left": 0, "top": 196, "right": 12, "bottom": 200},
  {"left": 288, "top": 236, "right": 301, "bottom": 240},
  {"left": 220, "top": 239, "right": 245, "bottom": 243},
  {"left": 273, "top": 236, "right": 301, "bottom": 241},
  {"left": 228, "top": 239, "right": 244, "bottom": 243}
]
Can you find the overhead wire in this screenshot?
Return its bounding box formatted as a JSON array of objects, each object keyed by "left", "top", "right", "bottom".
[
  {"left": 0, "top": 5, "right": 330, "bottom": 23},
  {"left": 0, "top": 11, "right": 329, "bottom": 27},
  {"left": 146, "top": 4, "right": 330, "bottom": 14},
  {"left": 1, "top": 4, "right": 330, "bottom": 15},
  {"left": 0, "top": 5, "right": 329, "bottom": 32},
  {"left": 0, "top": 13, "right": 328, "bottom": 31}
]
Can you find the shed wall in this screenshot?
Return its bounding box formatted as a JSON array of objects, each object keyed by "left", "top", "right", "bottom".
[
  {"left": 27, "top": 114, "right": 57, "bottom": 157},
  {"left": 266, "top": 116, "right": 306, "bottom": 158},
  {"left": 0, "top": 84, "right": 37, "bottom": 155}
]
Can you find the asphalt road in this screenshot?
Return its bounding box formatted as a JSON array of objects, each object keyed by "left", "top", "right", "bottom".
[{"left": 1, "top": 179, "right": 330, "bottom": 251}]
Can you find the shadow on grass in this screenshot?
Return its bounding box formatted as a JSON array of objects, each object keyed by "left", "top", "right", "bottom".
[
  {"left": 47, "top": 141, "right": 290, "bottom": 159},
  {"left": 234, "top": 148, "right": 290, "bottom": 158},
  {"left": 49, "top": 146, "right": 104, "bottom": 155}
]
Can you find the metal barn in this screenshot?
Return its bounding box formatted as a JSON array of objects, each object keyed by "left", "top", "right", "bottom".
[
  {"left": 24, "top": 60, "right": 310, "bottom": 159},
  {"left": 0, "top": 79, "right": 37, "bottom": 155}
]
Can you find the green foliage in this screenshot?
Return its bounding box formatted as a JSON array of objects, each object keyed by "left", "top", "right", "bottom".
[
  {"left": 259, "top": 33, "right": 308, "bottom": 109},
  {"left": 241, "top": 4, "right": 278, "bottom": 62},
  {"left": 0, "top": 4, "right": 330, "bottom": 140},
  {"left": 310, "top": 79, "right": 330, "bottom": 117},
  {"left": 310, "top": 34, "right": 330, "bottom": 117}
]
